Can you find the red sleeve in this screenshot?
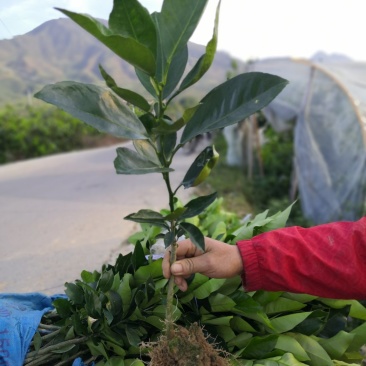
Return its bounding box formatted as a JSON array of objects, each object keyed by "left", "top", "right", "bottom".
[{"left": 237, "top": 217, "right": 366, "bottom": 299}]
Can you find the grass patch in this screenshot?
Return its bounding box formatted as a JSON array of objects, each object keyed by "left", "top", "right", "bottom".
[
  {"left": 196, "top": 130, "right": 311, "bottom": 227},
  {"left": 196, "top": 132, "right": 253, "bottom": 218}
]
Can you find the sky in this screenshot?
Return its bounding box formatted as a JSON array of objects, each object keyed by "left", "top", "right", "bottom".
[{"left": 0, "top": 0, "right": 365, "bottom": 62}]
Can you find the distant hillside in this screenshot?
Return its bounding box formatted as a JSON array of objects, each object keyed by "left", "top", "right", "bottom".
[{"left": 0, "top": 18, "right": 243, "bottom": 107}]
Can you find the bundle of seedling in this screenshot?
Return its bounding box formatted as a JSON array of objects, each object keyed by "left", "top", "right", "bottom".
[
  {"left": 30, "top": 0, "right": 366, "bottom": 364},
  {"left": 25, "top": 201, "right": 366, "bottom": 365}
]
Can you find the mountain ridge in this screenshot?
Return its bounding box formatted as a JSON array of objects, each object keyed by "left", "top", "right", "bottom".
[{"left": 0, "top": 18, "right": 240, "bottom": 106}]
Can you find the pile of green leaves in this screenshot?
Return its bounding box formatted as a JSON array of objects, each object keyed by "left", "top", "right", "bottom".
[
  {"left": 0, "top": 105, "right": 105, "bottom": 164},
  {"left": 26, "top": 202, "right": 366, "bottom": 365}
]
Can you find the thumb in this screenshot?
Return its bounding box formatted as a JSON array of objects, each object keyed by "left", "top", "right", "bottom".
[{"left": 171, "top": 257, "right": 205, "bottom": 277}]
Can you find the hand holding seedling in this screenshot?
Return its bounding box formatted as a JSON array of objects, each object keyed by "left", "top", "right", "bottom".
[{"left": 163, "top": 237, "right": 243, "bottom": 291}]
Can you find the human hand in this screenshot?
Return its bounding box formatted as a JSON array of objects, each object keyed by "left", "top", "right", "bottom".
[{"left": 162, "top": 237, "right": 243, "bottom": 291}]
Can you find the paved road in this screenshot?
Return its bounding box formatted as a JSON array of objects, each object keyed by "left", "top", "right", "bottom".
[{"left": 0, "top": 143, "right": 195, "bottom": 295}]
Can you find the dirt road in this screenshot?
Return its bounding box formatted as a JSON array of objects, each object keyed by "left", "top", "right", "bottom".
[{"left": 0, "top": 143, "right": 194, "bottom": 294}]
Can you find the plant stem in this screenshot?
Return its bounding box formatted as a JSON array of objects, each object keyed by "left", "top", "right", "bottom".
[
  {"left": 165, "top": 239, "right": 178, "bottom": 339},
  {"left": 163, "top": 172, "right": 174, "bottom": 212},
  {"left": 26, "top": 336, "right": 89, "bottom": 358},
  {"left": 162, "top": 170, "right": 178, "bottom": 339}
]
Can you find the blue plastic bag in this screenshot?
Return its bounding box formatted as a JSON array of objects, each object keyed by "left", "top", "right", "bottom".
[{"left": 0, "top": 293, "right": 62, "bottom": 366}]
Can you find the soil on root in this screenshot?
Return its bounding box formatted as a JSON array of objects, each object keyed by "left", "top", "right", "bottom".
[{"left": 148, "top": 323, "right": 230, "bottom": 366}]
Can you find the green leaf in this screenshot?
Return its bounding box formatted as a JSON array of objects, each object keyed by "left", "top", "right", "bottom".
[
  {"left": 291, "top": 333, "right": 333, "bottom": 366},
  {"left": 115, "top": 252, "right": 133, "bottom": 277},
  {"left": 134, "top": 260, "right": 163, "bottom": 285},
  {"left": 227, "top": 332, "right": 253, "bottom": 349},
  {"left": 81, "top": 270, "right": 95, "bottom": 283},
  {"left": 152, "top": 118, "right": 186, "bottom": 134},
  {"left": 239, "top": 334, "right": 278, "bottom": 359},
  {"left": 318, "top": 331, "right": 355, "bottom": 359},
  {"left": 202, "top": 315, "right": 232, "bottom": 326},
  {"left": 65, "top": 282, "right": 84, "bottom": 305},
  {"left": 98, "top": 269, "right": 114, "bottom": 292},
  {"left": 158, "top": 104, "right": 201, "bottom": 135},
  {"left": 163, "top": 45, "right": 188, "bottom": 99},
  {"left": 52, "top": 298, "right": 73, "bottom": 318},
  {"left": 179, "top": 222, "right": 205, "bottom": 251},
  {"left": 216, "top": 325, "right": 236, "bottom": 343},
  {"left": 261, "top": 353, "right": 309, "bottom": 365},
  {"left": 348, "top": 322, "right": 366, "bottom": 353},
  {"left": 282, "top": 293, "right": 318, "bottom": 303},
  {"left": 35, "top": 81, "right": 147, "bottom": 139},
  {"left": 87, "top": 340, "right": 109, "bottom": 359},
  {"left": 193, "top": 278, "right": 226, "bottom": 299},
  {"left": 261, "top": 202, "right": 296, "bottom": 232},
  {"left": 230, "top": 316, "right": 256, "bottom": 333},
  {"left": 177, "top": 0, "right": 220, "bottom": 93},
  {"left": 160, "top": 132, "right": 177, "bottom": 160},
  {"left": 211, "top": 221, "right": 226, "bottom": 240},
  {"left": 71, "top": 313, "right": 87, "bottom": 335},
  {"left": 125, "top": 209, "right": 169, "bottom": 229},
  {"left": 181, "top": 72, "right": 288, "bottom": 144},
  {"left": 99, "top": 64, "right": 150, "bottom": 112},
  {"left": 126, "top": 326, "right": 142, "bottom": 347},
  {"left": 293, "top": 309, "right": 327, "bottom": 336},
  {"left": 264, "top": 297, "right": 306, "bottom": 315},
  {"left": 103, "top": 344, "right": 126, "bottom": 358},
  {"left": 51, "top": 343, "right": 76, "bottom": 354},
  {"left": 82, "top": 285, "right": 102, "bottom": 318},
  {"left": 252, "top": 291, "right": 283, "bottom": 306},
  {"left": 111, "top": 273, "right": 121, "bottom": 292},
  {"left": 131, "top": 241, "right": 149, "bottom": 271},
  {"left": 118, "top": 273, "right": 132, "bottom": 313},
  {"left": 32, "top": 331, "right": 42, "bottom": 353},
  {"left": 114, "top": 147, "right": 173, "bottom": 175},
  {"left": 65, "top": 326, "right": 75, "bottom": 341},
  {"left": 153, "top": 304, "right": 181, "bottom": 322},
  {"left": 164, "top": 207, "right": 187, "bottom": 221},
  {"left": 269, "top": 312, "right": 312, "bottom": 334},
  {"left": 145, "top": 277, "right": 156, "bottom": 301},
  {"left": 144, "top": 315, "right": 165, "bottom": 330},
  {"left": 124, "top": 360, "right": 144, "bottom": 366},
  {"left": 164, "top": 231, "right": 176, "bottom": 248},
  {"left": 232, "top": 291, "right": 272, "bottom": 328},
  {"left": 107, "top": 290, "right": 123, "bottom": 317},
  {"left": 56, "top": 9, "right": 155, "bottom": 75},
  {"left": 209, "top": 293, "right": 236, "bottom": 312},
  {"left": 320, "top": 298, "right": 366, "bottom": 320},
  {"left": 153, "top": 0, "right": 208, "bottom": 82},
  {"left": 275, "top": 335, "right": 310, "bottom": 362},
  {"left": 133, "top": 139, "right": 161, "bottom": 165},
  {"left": 181, "top": 146, "right": 219, "bottom": 188},
  {"left": 180, "top": 192, "right": 217, "bottom": 219},
  {"left": 108, "top": 0, "right": 157, "bottom": 54},
  {"left": 138, "top": 113, "right": 156, "bottom": 134},
  {"left": 135, "top": 68, "right": 157, "bottom": 97}
]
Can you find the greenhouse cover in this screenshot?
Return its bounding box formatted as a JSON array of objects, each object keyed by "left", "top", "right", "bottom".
[{"left": 249, "top": 57, "right": 366, "bottom": 224}]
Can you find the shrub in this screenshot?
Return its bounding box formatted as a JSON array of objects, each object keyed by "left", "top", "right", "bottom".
[{"left": 0, "top": 105, "right": 106, "bottom": 164}]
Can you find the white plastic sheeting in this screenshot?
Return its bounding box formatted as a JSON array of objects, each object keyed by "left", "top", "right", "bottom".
[{"left": 249, "top": 58, "right": 366, "bottom": 224}]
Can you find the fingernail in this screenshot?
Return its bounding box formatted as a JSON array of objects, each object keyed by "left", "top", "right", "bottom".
[{"left": 171, "top": 263, "right": 183, "bottom": 274}]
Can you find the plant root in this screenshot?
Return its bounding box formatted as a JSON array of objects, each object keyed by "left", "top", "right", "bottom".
[{"left": 147, "top": 323, "right": 231, "bottom": 366}]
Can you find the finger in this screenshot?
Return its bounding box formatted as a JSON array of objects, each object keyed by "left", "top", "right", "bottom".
[
  {"left": 175, "top": 239, "right": 202, "bottom": 259},
  {"left": 170, "top": 256, "right": 209, "bottom": 277},
  {"left": 162, "top": 239, "right": 200, "bottom": 279},
  {"left": 162, "top": 249, "right": 172, "bottom": 279},
  {"left": 174, "top": 276, "right": 188, "bottom": 292}
]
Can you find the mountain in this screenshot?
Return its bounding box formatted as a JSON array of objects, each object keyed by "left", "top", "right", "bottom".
[{"left": 0, "top": 18, "right": 240, "bottom": 107}]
